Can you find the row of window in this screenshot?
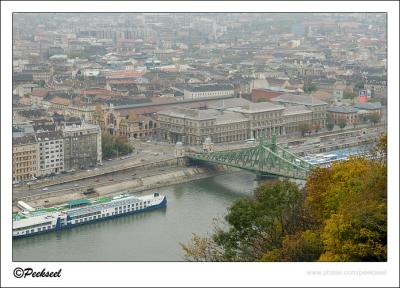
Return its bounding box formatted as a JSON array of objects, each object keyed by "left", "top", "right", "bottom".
[
  {"left": 14, "top": 224, "right": 55, "bottom": 235},
  {"left": 71, "top": 205, "right": 147, "bottom": 224},
  {"left": 39, "top": 141, "right": 62, "bottom": 146},
  {"left": 14, "top": 161, "right": 37, "bottom": 168}
]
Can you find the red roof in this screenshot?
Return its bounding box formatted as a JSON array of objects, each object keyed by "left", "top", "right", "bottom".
[
  {"left": 32, "top": 88, "right": 50, "bottom": 98},
  {"left": 106, "top": 70, "right": 145, "bottom": 79}
]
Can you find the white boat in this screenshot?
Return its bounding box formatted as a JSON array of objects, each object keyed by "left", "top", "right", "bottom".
[{"left": 13, "top": 193, "right": 167, "bottom": 238}]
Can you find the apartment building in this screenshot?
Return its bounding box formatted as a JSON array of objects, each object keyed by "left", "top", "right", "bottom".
[
  {"left": 62, "top": 124, "right": 102, "bottom": 170},
  {"left": 36, "top": 131, "right": 64, "bottom": 176},
  {"left": 12, "top": 135, "right": 38, "bottom": 182}
]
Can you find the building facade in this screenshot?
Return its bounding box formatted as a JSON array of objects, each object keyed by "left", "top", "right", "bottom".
[
  {"left": 62, "top": 124, "right": 102, "bottom": 170},
  {"left": 183, "top": 83, "right": 234, "bottom": 100},
  {"left": 270, "top": 94, "right": 328, "bottom": 128},
  {"left": 12, "top": 135, "right": 38, "bottom": 182},
  {"left": 158, "top": 108, "right": 249, "bottom": 145},
  {"left": 36, "top": 131, "right": 64, "bottom": 176},
  {"left": 158, "top": 99, "right": 315, "bottom": 145},
  {"left": 326, "top": 106, "right": 359, "bottom": 126}
]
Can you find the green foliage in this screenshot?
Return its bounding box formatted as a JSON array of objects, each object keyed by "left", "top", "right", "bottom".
[
  {"left": 306, "top": 158, "right": 387, "bottom": 261},
  {"left": 354, "top": 81, "right": 365, "bottom": 90},
  {"left": 303, "top": 82, "right": 317, "bottom": 93},
  {"left": 368, "top": 113, "right": 381, "bottom": 125},
  {"left": 343, "top": 91, "right": 357, "bottom": 99},
  {"left": 298, "top": 122, "right": 311, "bottom": 137},
  {"left": 338, "top": 118, "right": 347, "bottom": 129},
  {"left": 102, "top": 134, "right": 133, "bottom": 159},
  {"left": 260, "top": 230, "right": 323, "bottom": 262},
  {"left": 256, "top": 98, "right": 267, "bottom": 103}
]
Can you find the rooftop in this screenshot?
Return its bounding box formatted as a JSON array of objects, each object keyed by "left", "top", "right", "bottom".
[
  {"left": 185, "top": 83, "right": 234, "bottom": 92},
  {"left": 327, "top": 106, "right": 359, "bottom": 113},
  {"left": 13, "top": 135, "right": 37, "bottom": 146},
  {"left": 353, "top": 102, "right": 382, "bottom": 110},
  {"left": 36, "top": 131, "right": 63, "bottom": 141},
  {"left": 270, "top": 93, "right": 328, "bottom": 106},
  {"left": 228, "top": 101, "right": 285, "bottom": 114},
  {"left": 283, "top": 105, "right": 312, "bottom": 115}
]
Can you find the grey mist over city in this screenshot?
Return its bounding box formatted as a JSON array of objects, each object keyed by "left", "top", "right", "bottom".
[{"left": 12, "top": 13, "right": 387, "bottom": 263}]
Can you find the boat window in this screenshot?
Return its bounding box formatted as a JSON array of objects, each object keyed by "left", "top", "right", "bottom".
[
  {"left": 31, "top": 229, "right": 34, "bottom": 233},
  {"left": 48, "top": 226, "right": 51, "bottom": 229}
]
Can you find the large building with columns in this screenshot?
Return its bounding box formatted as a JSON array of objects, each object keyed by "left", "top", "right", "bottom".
[{"left": 158, "top": 98, "right": 314, "bottom": 145}]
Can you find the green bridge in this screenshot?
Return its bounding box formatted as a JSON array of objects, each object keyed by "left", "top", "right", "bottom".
[{"left": 187, "top": 135, "right": 314, "bottom": 180}]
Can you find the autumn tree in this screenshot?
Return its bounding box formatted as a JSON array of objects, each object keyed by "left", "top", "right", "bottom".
[
  {"left": 305, "top": 158, "right": 387, "bottom": 261},
  {"left": 182, "top": 180, "right": 311, "bottom": 261},
  {"left": 338, "top": 117, "right": 347, "bottom": 130},
  {"left": 298, "top": 122, "right": 311, "bottom": 137},
  {"left": 368, "top": 113, "right": 381, "bottom": 125},
  {"left": 326, "top": 115, "right": 335, "bottom": 131}
]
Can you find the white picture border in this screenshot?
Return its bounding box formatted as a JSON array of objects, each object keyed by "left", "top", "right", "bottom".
[{"left": 1, "top": 1, "right": 399, "bottom": 287}]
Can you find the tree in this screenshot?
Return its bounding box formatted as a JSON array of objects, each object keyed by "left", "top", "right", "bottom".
[
  {"left": 256, "top": 98, "right": 267, "bottom": 103},
  {"left": 368, "top": 113, "right": 381, "bottom": 125},
  {"left": 312, "top": 123, "right": 321, "bottom": 133},
  {"left": 298, "top": 122, "right": 311, "bottom": 137},
  {"left": 343, "top": 91, "right": 357, "bottom": 100},
  {"left": 372, "top": 133, "right": 387, "bottom": 163},
  {"left": 338, "top": 117, "right": 347, "bottom": 130},
  {"left": 305, "top": 157, "right": 387, "bottom": 261},
  {"left": 182, "top": 180, "right": 308, "bottom": 261},
  {"left": 326, "top": 115, "right": 335, "bottom": 131},
  {"left": 102, "top": 135, "right": 133, "bottom": 159},
  {"left": 260, "top": 230, "right": 323, "bottom": 262},
  {"left": 303, "top": 82, "right": 317, "bottom": 93},
  {"left": 128, "top": 112, "right": 137, "bottom": 122},
  {"left": 354, "top": 81, "right": 364, "bottom": 90}
]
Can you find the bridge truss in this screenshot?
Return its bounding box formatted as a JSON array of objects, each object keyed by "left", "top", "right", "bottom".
[{"left": 188, "top": 135, "right": 314, "bottom": 180}]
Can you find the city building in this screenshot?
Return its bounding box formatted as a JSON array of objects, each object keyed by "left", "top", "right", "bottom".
[
  {"left": 227, "top": 101, "right": 286, "bottom": 139},
  {"left": 353, "top": 102, "right": 383, "bottom": 116},
  {"left": 158, "top": 107, "right": 249, "bottom": 145},
  {"left": 36, "top": 131, "right": 64, "bottom": 176},
  {"left": 62, "top": 124, "right": 102, "bottom": 170},
  {"left": 183, "top": 83, "right": 234, "bottom": 100},
  {"left": 270, "top": 94, "right": 328, "bottom": 128},
  {"left": 326, "top": 106, "right": 359, "bottom": 126},
  {"left": 12, "top": 135, "right": 38, "bottom": 182},
  {"left": 159, "top": 98, "right": 315, "bottom": 144}
]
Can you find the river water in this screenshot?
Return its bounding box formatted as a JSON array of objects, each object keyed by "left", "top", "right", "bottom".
[{"left": 13, "top": 171, "right": 261, "bottom": 261}]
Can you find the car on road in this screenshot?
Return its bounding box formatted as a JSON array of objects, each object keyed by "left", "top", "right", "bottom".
[
  {"left": 94, "top": 168, "right": 99, "bottom": 171},
  {"left": 86, "top": 169, "right": 91, "bottom": 172},
  {"left": 74, "top": 184, "right": 79, "bottom": 187},
  {"left": 42, "top": 187, "right": 49, "bottom": 191}
]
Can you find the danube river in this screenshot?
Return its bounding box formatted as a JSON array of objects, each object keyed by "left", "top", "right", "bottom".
[{"left": 13, "top": 171, "right": 262, "bottom": 261}]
